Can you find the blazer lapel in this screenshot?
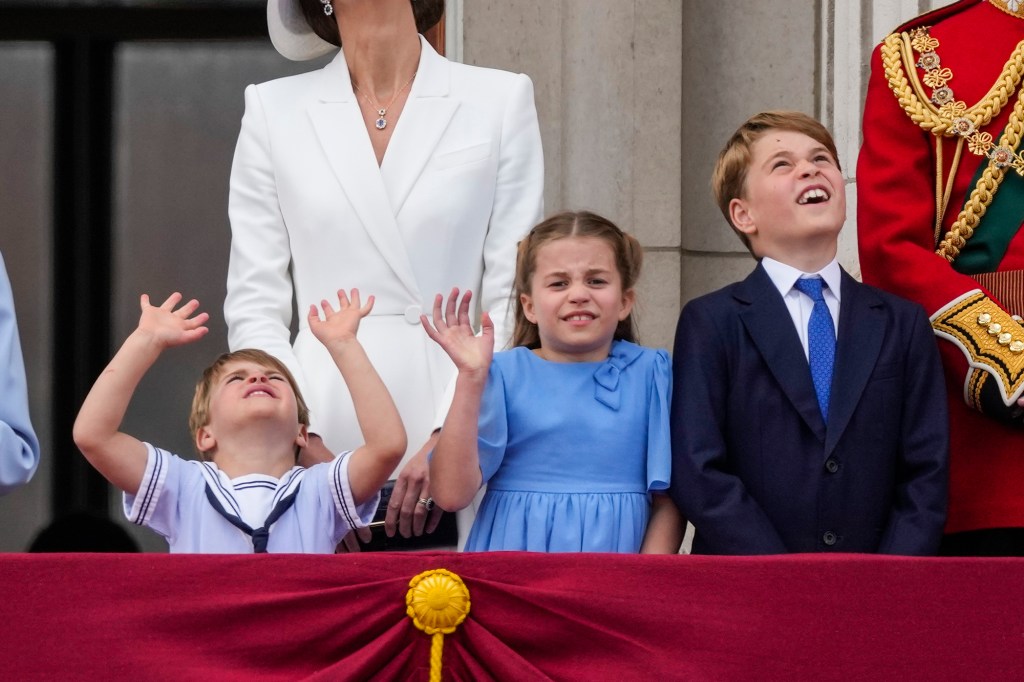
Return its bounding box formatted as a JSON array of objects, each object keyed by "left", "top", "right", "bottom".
[
  {"left": 823, "top": 271, "right": 885, "bottom": 456},
  {"left": 381, "top": 37, "right": 459, "bottom": 217},
  {"left": 737, "top": 264, "right": 827, "bottom": 441},
  {"left": 307, "top": 51, "right": 420, "bottom": 299}
]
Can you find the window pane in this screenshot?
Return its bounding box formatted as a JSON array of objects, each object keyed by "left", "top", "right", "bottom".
[{"left": 112, "top": 41, "right": 318, "bottom": 549}]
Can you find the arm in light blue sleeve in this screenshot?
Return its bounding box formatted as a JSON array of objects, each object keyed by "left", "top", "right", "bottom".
[
  {"left": 645, "top": 349, "right": 672, "bottom": 493},
  {"left": 0, "top": 254, "right": 40, "bottom": 495},
  {"left": 476, "top": 360, "right": 509, "bottom": 484}
]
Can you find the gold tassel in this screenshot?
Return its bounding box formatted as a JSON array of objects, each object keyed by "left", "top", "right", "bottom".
[{"left": 406, "top": 569, "right": 471, "bottom": 682}]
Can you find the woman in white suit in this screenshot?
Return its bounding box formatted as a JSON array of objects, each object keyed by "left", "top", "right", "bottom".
[{"left": 225, "top": 0, "right": 544, "bottom": 547}]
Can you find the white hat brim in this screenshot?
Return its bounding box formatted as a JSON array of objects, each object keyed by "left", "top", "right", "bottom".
[{"left": 267, "top": 0, "right": 338, "bottom": 61}]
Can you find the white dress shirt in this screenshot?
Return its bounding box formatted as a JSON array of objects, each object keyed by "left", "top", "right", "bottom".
[{"left": 761, "top": 257, "right": 841, "bottom": 360}]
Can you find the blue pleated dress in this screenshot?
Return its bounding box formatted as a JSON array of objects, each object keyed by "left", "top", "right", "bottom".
[{"left": 464, "top": 340, "right": 672, "bottom": 553}]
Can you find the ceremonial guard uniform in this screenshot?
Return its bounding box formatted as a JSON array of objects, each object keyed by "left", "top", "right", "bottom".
[{"left": 859, "top": 0, "right": 1024, "bottom": 552}]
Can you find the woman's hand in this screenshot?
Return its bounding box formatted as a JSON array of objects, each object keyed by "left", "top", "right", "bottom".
[
  {"left": 385, "top": 433, "right": 445, "bottom": 538},
  {"left": 298, "top": 433, "right": 335, "bottom": 467}
]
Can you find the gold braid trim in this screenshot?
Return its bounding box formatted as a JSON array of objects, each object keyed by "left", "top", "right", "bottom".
[
  {"left": 936, "top": 122, "right": 1018, "bottom": 261},
  {"left": 966, "top": 367, "right": 987, "bottom": 411},
  {"left": 990, "top": 0, "right": 1024, "bottom": 21},
  {"left": 876, "top": 31, "right": 1024, "bottom": 260},
  {"left": 881, "top": 32, "right": 1024, "bottom": 134},
  {"left": 882, "top": 31, "right": 1024, "bottom": 261},
  {"left": 931, "top": 290, "right": 1024, "bottom": 404}
]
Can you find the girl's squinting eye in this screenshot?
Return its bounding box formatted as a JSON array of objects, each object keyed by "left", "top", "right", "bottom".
[
  {"left": 226, "top": 375, "right": 243, "bottom": 383},
  {"left": 771, "top": 160, "right": 790, "bottom": 170},
  {"left": 269, "top": 375, "right": 285, "bottom": 382}
]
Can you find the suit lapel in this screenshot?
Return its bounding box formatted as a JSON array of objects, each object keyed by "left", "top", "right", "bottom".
[
  {"left": 307, "top": 51, "right": 420, "bottom": 299},
  {"left": 737, "top": 264, "right": 827, "bottom": 441},
  {"left": 823, "top": 271, "right": 885, "bottom": 456},
  {"left": 381, "top": 37, "right": 459, "bottom": 218}
]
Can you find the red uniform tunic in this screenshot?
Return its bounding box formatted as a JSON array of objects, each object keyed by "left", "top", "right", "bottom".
[{"left": 859, "top": 0, "right": 1024, "bottom": 535}]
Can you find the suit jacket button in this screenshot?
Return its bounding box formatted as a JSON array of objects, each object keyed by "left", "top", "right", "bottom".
[
  {"left": 825, "top": 459, "right": 839, "bottom": 474},
  {"left": 404, "top": 305, "right": 423, "bottom": 325},
  {"left": 823, "top": 531, "right": 837, "bottom": 546}
]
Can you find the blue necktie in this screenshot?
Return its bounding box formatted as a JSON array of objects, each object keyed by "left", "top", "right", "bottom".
[{"left": 793, "top": 277, "right": 835, "bottom": 422}]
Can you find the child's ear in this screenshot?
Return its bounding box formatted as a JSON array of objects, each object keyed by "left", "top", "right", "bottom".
[
  {"left": 618, "top": 287, "right": 636, "bottom": 321},
  {"left": 195, "top": 426, "right": 216, "bottom": 454},
  {"left": 729, "top": 197, "right": 757, "bottom": 238},
  {"left": 520, "top": 292, "right": 537, "bottom": 323},
  {"left": 294, "top": 424, "right": 309, "bottom": 450}
]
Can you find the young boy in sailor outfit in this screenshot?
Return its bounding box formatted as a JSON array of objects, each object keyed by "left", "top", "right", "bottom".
[{"left": 73, "top": 289, "right": 405, "bottom": 553}]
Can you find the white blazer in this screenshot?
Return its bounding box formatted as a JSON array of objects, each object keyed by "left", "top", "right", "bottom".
[{"left": 225, "top": 37, "right": 544, "bottom": 463}]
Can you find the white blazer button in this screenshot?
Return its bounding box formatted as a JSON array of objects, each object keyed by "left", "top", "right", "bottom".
[{"left": 404, "top": 305, "right": 423, "bottom": 325}]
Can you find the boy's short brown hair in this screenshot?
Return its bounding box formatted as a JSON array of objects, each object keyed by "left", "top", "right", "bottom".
[
  {"left": 189, "top": 349, "right": 310, "bottom": 459},
  {"left": 711, "top": 111, "right": 841, "bottom": 251}
]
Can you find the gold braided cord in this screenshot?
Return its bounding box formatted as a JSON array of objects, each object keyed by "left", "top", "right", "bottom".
[
  {"left": 881, "top": 32, "right": 1024, "bottom": 135},
  {"left": 937, "top": 90, "right": 1024, "bottom": 260},
  {"left": 934, "top": 137, "right": 945, "bottom": 241},
  {"left": 881, "top": 30, "right": 1024, "bottom": 261},
  {"left": 942, "top": 137, "right": 966, "bottom": 223},
  {"left": 429, "top": 633, "right": 444, "bottom": 682},
  {"left": 968, "top": 368, "right": 986, "bottom": 411}
]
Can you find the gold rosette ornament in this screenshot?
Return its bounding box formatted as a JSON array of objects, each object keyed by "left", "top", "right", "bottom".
[{"left": 406, "top": 569, "right": 471, "bottom": 682}]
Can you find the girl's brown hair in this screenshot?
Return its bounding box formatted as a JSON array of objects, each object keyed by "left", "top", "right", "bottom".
[{"left": 511, "top": 210, "right": 643, "bottom": 349}]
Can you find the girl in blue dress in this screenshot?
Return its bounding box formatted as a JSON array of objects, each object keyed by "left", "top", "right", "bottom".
[{"left": 421, "top": 211, "right": 684, "bottom": 552}]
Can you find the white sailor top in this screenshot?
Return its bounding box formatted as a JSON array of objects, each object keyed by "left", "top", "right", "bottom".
[{"left": 123, "top": 443, "right": 378, "bottom": 553}]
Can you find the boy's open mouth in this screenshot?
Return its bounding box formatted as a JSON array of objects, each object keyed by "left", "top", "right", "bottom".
[{"left": 797, "top": 187, "right": 830, "bottom": 205}]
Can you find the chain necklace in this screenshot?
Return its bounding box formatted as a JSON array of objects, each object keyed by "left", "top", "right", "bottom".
[{"left": 351, "top": 72, "right": 417, "bottom": 131}]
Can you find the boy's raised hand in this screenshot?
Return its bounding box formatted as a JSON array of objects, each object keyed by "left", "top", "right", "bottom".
[
  {"left": 74, "top": 291, "right": 207, "bottom": 496},
  {"left": 421, "top": 288, "right": 494, "bottom": 376},
  {"left": 308, "top": 289, "right": 374, "bottom": 349},
  {"left": 137, "top": 293, "right": 209, "bottom": 348}
]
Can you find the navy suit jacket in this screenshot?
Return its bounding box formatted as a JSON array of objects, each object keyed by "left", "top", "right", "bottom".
[{"left": 669, "top": 264, "right": 949, "bottom": 555}]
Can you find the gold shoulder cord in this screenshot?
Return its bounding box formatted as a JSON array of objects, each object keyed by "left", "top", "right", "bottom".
[{"left": 880, "top": 28, "right": 1024, "bottom": 261}]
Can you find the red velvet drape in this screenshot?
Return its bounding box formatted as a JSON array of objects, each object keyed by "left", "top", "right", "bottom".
[{"left": 3, "top": 552, "right": 1022, "bottom": 680}]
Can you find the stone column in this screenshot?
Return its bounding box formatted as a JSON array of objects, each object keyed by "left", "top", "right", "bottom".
[{"left": 462, "top": 0, "right": 682, "bottom": 350}]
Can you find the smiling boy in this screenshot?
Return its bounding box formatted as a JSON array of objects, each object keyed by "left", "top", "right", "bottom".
[
  {"left": 73, "top": 289, "right": 405, "bottom": 553},
  {"left": 668, "top": 111, "right": 949, "bottom": 555}
]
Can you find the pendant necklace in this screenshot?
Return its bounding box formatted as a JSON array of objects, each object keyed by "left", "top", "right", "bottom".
[{"left": 352, "top": 72, "right": 417, "bottom": 131}]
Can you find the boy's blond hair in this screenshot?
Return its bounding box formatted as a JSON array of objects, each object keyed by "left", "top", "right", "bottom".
[
  {"left": 189, "top": 349, "right": 310, "bottom": 460},
  {"left": 711, "top": 111, "right": 841, "bottom": 252}
]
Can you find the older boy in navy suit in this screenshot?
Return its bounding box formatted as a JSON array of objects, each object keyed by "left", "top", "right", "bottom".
[{"left": 670, "top": 111, "right": 949, "bottom": 555}]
